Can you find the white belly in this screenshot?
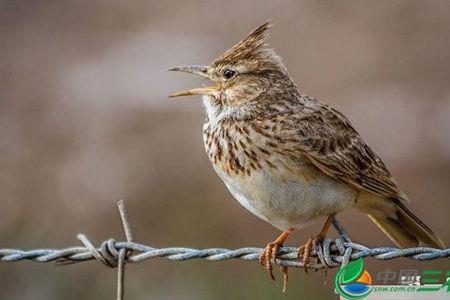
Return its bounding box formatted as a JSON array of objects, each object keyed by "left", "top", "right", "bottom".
[{"left": 213, "top": 159, "right": 358, "bottom": 231}]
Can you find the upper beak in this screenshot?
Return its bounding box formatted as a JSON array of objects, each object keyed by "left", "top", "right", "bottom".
[
  {"left": 168, "top": 65, "right": 209, "bottom": 77},
  {"left": 168, "top": 65, "right": 220, "bottom": 98}
]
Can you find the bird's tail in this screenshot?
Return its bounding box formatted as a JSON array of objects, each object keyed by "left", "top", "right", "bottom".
[{"left": 355, "top": 194, "right": 445, "bottom": 249}]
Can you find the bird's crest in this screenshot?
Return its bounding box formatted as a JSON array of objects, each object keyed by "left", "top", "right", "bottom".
[{"left": 212, "top": 22, "right": 285, "bottom": 72}]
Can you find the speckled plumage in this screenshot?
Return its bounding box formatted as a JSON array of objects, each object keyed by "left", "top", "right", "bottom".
[{"left": 202, "top": 95, "right": 360, "bottom": 231}]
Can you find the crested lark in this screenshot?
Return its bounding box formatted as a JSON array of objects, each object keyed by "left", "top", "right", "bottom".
[{"left": 169, "top": 22, "right": 444, "bottom": 285}]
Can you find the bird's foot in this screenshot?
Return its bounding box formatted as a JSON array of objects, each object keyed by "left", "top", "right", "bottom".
[
  {"left": 259, "top": 229, "right": 293, "bottom": 291},
  {"left": 297, "top": 235, "right": 323, "bottom": 273},
  {"left": 260, "top": 240, "right": 290, "bottom": 292},
  {"left": 259, "top": 240, "right": 283, "bottom": 281}
]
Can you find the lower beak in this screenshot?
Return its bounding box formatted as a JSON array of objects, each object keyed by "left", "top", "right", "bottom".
[
  {"left": 168, "top": 65, "right": 220, "bottom": 98},
  {"left": 169, "top": 86, "right": 220, "bottom": 98}
]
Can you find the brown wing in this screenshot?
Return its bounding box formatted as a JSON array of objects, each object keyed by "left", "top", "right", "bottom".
[{"left": 295, "top": 98, "right": 406, "bottom": 200}]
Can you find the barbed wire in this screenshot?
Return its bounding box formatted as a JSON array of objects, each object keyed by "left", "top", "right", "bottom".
[
  {"left": 0, "top": 201, "right": 448, "bottom": 299},
  {"left": 1, "top": 239, "right": 449, "bottom": 268}
]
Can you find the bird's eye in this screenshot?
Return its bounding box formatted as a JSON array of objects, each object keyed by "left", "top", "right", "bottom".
[{"left": 223, "top": 69, "right": 236, "bottom": 80}]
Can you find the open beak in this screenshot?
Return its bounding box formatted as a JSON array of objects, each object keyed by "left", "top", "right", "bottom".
[{"left": 168, "top": 65, "right": 220, "bottom": 98}]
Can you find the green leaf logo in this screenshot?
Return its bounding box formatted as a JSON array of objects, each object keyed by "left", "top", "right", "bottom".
[
  {"left": 341, "top": 258, "right": 364, "bottom": 284},
  {"left": 334, "top": 258, "right": 373, "bottom": 300}
]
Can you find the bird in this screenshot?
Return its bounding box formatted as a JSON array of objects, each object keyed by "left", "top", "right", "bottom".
[{"left": 168, "top": 22, "right": 444, "bottom": 287}]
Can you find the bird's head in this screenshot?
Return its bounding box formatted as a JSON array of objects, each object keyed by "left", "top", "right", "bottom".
[{"left": 169, "top": 22, "right": 295, "bottom": 120}]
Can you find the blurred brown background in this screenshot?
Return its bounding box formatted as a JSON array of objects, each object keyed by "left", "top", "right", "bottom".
[{"left": 1, "top": 1, "right": 449, "bottom": 299}]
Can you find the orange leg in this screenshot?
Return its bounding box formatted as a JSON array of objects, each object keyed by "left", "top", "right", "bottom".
[
  {"left": 298, "top": 214, "right": 334, "bottom": 273},
  {"left": 259, "top": 228, "right": 293, "bottom": 281}
]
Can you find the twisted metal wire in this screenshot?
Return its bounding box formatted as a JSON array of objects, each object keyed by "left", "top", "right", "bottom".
[{"left": 1, "top": 237, "right": 448, "bottom": 270}]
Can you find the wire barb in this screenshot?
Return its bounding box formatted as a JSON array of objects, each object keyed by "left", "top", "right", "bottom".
[{"left": 116, "top": 199, "right": 134, "bottom": 300}]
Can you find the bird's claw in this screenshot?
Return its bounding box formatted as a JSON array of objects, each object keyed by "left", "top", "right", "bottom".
[
  {"left": 259, "top": 241, "right": 282, "bottom": 281},
  {"left": 298, "top": 235, "right": 322, "bottom": 273},
  {"left": 260, "top": 241, "right": 290, "bottom": 292}
]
